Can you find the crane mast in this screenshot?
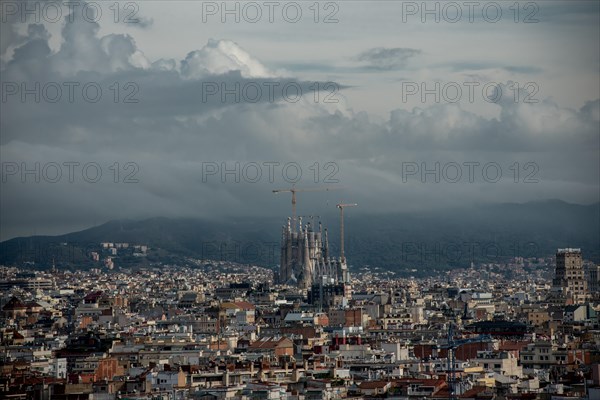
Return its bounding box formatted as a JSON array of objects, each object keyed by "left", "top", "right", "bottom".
[
  {"left": 272, "top": 186, "right": 337, "bottom": 232},
  {"left": 443, "top": 324, "right": 492, "bottom": 399}
]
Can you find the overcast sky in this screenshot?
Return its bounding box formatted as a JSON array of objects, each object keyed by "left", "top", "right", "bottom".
[{"left": 1, "top": 0, "right": 599, "bottom": 240}]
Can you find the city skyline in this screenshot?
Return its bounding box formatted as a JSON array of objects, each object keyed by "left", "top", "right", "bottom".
[{"left": 1, "top": 2, "right": 599, "bottom": 398}]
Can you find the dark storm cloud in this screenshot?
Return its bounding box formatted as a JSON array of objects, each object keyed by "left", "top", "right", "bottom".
[
  {"left": 442, "top": 62, "right": 543, "bottom": 74},
  {"left": 355, "top": 47, "right": 421, "bottom": 71},
  {"left": 0, "top": 7, "right": 598, "bottom": 240},
  {"left": 503, "top": 66, "right": 543, "bottom": 74}
]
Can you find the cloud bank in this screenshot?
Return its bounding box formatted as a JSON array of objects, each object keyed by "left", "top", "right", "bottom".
[{"left": 0, "top": 6, "right": 598, "bottom": 240}]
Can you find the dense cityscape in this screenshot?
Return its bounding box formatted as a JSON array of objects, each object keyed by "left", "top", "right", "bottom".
[
  {"left": 1, "top": 227, "right": 599, "bottom": 399},
  {"left": 2, "top": 1, "right": 599, "bottom": 399}
]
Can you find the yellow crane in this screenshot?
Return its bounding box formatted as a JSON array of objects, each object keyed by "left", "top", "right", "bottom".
[
  {"left": 336, "top": 203, "right": 357, "bottom": 263},
  {"left": 272, "top": 186, "right": 337, "bottom": 232}
]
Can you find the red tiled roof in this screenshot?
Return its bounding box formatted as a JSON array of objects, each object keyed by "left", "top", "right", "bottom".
[
  {"left": 499, "top": 340, "right": 530, "bottom": 352},
  {"left": 84, "top": 291, "right": 104, "bottom": 301},
  {"left": 359, "top": 380, "right": 390, "bottom": 389},
  {"left": 460, "top": 386, "right": 493, "bottom": 398},
  {"left": 394, "top": 378, "right": 446, "bottom": 387},
  {"left": 11, "top": 330, "right": 25, "bottom": 339},
  {"left": 3, "top": 296, "right": 26, "bottom": 310},
  {"left": 233, "top": 301, "right": 256, "bottom": 310},
  {"left": 432, "top": 387, "right": 451, "bottom": 398},
  {"left": 248, "top": 337, "right": 292, "bottom": 349}
]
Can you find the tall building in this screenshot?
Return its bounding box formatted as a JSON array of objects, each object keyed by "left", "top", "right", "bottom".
[
  {"left": 278, "top": 217, "right": 349, "bottom": 289},
  {"left": 553, "top": 248, "right": 588, "bottom": 303},
  {"left": 586, "top": 264, "right": 600, "bottom": 298}
]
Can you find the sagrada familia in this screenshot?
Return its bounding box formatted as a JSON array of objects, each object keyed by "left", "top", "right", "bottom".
[{"left": 277, "top": 217, "right": 350, "bottom": 289}]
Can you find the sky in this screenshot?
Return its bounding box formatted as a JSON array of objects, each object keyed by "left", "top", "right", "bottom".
[{"left": 1, "top": 0, "right": 599, "bottom": 240}]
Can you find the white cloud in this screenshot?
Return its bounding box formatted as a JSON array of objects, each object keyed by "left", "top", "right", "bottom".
[{"left": 181, "top": 38, "right": 275, "bottom": 79}]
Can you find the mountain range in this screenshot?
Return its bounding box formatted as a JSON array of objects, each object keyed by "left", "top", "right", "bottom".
[{"left": 1, "top": 200, "right": 598, "bottom": 275}]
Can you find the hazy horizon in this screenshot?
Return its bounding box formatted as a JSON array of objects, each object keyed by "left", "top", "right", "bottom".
[{"left": 2, "top": 198, "right": 598, "bottom": 242}]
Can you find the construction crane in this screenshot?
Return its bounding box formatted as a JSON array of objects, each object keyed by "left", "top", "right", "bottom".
[
  {"left": 336, "top": 203, "right": 357, "bottom": 263},
  {"left": 272, "top": 186, "right": 337, "bottom": 232},
  {"left": 442, "top": 324, "right": 492, "bottom": 399}
]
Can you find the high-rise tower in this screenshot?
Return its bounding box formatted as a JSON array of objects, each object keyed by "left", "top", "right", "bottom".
[{"left": 553, "top": 248, "right": 589, "bottom": 304}]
